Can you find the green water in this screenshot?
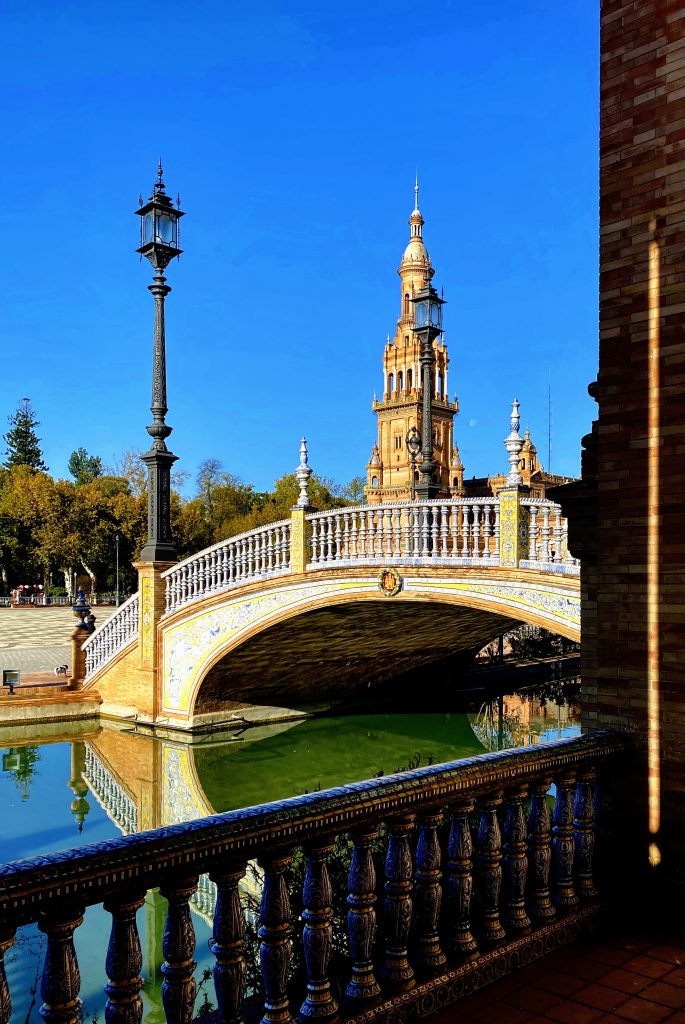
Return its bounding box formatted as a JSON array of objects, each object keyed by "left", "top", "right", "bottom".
[{"left": 1, "top": 692, "right": 580, "bottom": 1022}]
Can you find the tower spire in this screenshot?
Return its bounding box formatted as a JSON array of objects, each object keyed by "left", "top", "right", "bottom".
[{"left": 414, "top": 172, "right": 420, "bottom": 212}]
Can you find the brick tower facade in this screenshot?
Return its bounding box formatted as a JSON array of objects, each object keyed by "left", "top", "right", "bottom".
[
  {"left": 365, "top": 184, "right": 463, "bottom": 503},
  {"left": 556, "top": 0, "right": 685, "bottom": 904}
]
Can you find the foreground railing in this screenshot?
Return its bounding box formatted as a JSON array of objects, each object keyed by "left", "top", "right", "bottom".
[
  {"left": 82, "top": 592, "right": 139, "bottom": 677},
  {"left": 0, "top": 732, "right": 625, "bottom": 1024}
]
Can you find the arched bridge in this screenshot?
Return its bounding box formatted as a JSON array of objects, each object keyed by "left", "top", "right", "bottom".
[{"left": 81, "top": 495, "right": 580, "bottom": 730}]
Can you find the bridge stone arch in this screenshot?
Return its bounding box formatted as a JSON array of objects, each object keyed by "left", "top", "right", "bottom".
[{"left": 159, "top": 566, "right": 579, "bottom": 728}]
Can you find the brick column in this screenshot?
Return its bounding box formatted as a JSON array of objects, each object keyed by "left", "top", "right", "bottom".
[
  {"left": 290, "top": 507, "right": 311, "bottom": 574},
  {"left": 133, "top": 560, "right": 175, "bottom": 720}
]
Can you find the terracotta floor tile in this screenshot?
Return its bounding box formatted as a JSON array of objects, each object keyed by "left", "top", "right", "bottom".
[
  {"left": 462, "top": 999, "right": 532, "bottom": 1024},
  {"left": 542, "top": 999, "right": 603, "bottom": 1024},
  {"left": 609, "top": 936, "right": 657, "bottom": 955},
  {"left": 624, "top": 956, "right": 679, "bottom": 980},
  {"left": 647, "top": 945, "right": 685, "bottom": 966},
  {"left": 612, "top": 996, "right": 675, "bottom": 1024},
  {"left": 600, "top": 968, "right": 653, "bottom": 995},
  {"left": 590, "top": 947, "right": 635, "bottom": 968},
  {"left": 500, "top": 986, "right": 562, "bottom": 1014},
  {"left": 592, "top": 1016, "right": 637, "bottom": 1024},
  {"left": 640, "top": 980, "right": 685, "bottom": 1010},
  {"left": 534, "top": 971, "right": 587, "bottom": 998},
  {"left": 666, "top": 967, "right": 685, "bottom": 987},
  {"left": 573, "top": 983, "right": 631, "bottom": 1013},
  {"left": 664, "top": 1012, "right": 685, "bottom": 1024},
  {"left": 560, "top": 956, "right": 615, "bottom": 983}
]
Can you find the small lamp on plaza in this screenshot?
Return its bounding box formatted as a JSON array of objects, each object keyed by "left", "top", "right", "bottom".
[{"left": 411, "top": 281, "right": 445, "bottom": 500}]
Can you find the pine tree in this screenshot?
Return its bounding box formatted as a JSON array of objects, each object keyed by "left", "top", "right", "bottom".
[{"left": 3, "top": 398, "right": 48, "bottom": 471}]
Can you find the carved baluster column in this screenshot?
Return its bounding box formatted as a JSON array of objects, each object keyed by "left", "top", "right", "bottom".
[
  {"left": 378, "top": 816, "right": 415, "bottom": 991},
  {"left": 345, "top": 827, "right": 381, "bottom": 1005},
  {"left": 429, "top": 507, "right": 439, "bottom": 557},
  {"left": 501, "top": 787, "right": 531, "bottom": 935},
  {"left": 413, "top": 813, "right": 446, "bottom": 975},
  {"left": 0, "top": 929, "right": 15, "bottom": 1024},
  {"left": 475, "top": 794, "right": 506, "bottom": 944},
  {"left": 445, "top": 802, "right": 478, "bottom": 958},
  {"left": 159, "top": 877, "right": 198, "bottom": 1024},
  {"left": 552, "top": 772, "right": 579, "bottom": 909},
  {"left": 420, "top": 506, "right": 430, "bottom": 558},
  {"left": 38, "top": 906, "right": 84, "bottom": 1024},
  {"left": 527, "top": 778, "right": 556, "bottom": 921},
  {"left": 258, "top": 851, "right": 294, "bottom": 1024},
  {"left": 104, "top": 890, "right": 146, "bottom": 1024},
  {"left": 210, "top": 868, "right": 247, "bottom": 1024},
  {"left": 574, "top": 769, "right": 598, "bottom": 899},
  {"left": 299, "top": 842, "right": 338, "bottom": 1021}
]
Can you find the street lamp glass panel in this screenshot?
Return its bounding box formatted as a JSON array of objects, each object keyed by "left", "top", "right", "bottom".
[
  {"left": 156, "top": 213, "right": 176, "bottom": 245},
  {"left": 143, "top": 212, "right": 154, "bottom": 244},
  {"left": 415, "top": 301, "right": 428, "bottom": 327}
]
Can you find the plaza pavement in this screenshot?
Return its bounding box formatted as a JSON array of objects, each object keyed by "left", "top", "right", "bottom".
[{"left": 0, "top": 606, "right": 114, "bottom": 674}]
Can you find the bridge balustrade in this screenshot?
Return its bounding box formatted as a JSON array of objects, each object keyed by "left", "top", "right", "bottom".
[
  {"left": 163, "top": 519, "right": 292, "bottom": 614},
  {"left": 520, "top": 500, "right": 579, "bottom": 574},
  {"left": 308, "top": 499, "right": 501, "bottom": 565},
  {"left": 82, "top": 592, "right": 139, "bottom": 678},
  {"left": 0, "top": 732, "right": 626, "bottom": 1024}
]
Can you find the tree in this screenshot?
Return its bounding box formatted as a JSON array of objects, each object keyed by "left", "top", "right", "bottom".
[
  {"left": 68, "top": 448, "right": 103, "bottom": 485},
  {"left": 3, "top": 398, "right": 47, "bottom": 471}
]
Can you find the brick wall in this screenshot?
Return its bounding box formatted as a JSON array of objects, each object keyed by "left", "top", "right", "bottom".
[{"left": 592, "top": 0, "right": 685, "bottom": 898}]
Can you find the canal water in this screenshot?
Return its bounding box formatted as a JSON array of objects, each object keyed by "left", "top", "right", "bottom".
[{"left": 1, "top": 683, "right": 579, "bottom": 1023}]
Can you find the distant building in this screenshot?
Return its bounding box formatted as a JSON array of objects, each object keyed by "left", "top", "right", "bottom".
[{"left": 365, "top": 185, "right": 575, "bottom": 502}]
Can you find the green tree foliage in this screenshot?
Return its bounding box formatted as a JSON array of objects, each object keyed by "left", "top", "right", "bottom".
[
  {"left": 3, "top": 398, "right": 47, "bottom": 471},
  {"left": 0, "top": 449, "right": 360, "bottom": 594},
  {"left": 68, "top": 448, "right": 103, "bottom": 485}
]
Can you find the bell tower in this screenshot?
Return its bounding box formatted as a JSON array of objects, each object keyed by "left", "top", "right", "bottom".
[{"left": 365, "top": 182, "right": 462, "bottom": 503}]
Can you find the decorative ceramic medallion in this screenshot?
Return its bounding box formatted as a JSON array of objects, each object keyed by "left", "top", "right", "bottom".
[{"left": 377, "top": 567, "right": 402, "bottom": 597}]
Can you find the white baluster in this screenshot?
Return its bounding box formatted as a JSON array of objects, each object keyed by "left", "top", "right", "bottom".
[
  {"left": 402, "top": 506, "right": 411, "bottom": 556},
  {"left": 461, "top": 506, "right": 470, "bottom": 557},
  {"left": 440, "top": 504, "right": 449, "bottom": 556},
  {"left": 482, "top": 504, "right": 492, "bottom": 561},
  {"left": 310, "top": 518, "right": 319, "bottom": 564},
  {"left": 472, "top": 504, "right": 481, "bottom": 558},
  {"left": 359, "top": 509, "right": 367, "bottom": 557},
  {"left": 335, "top": 512, "right": 343, "bottom": 561},
  {"left": 393, "top": 507, "right": 402, "bottom": 557},
  {"left": 267, "top": 529, "right": 274, "bottom": 572},
  {"left": 326, "top": 515, "right": 335, "bottom": 561},
  {"left": 343, "top": 511, "right": 350, "bottom": 559},
  {"left": 421, "top": 505, "right": 430, "bottom": 557},
  {"left": 430, "top": 505, "right": 439, "bottom": 557},
  {"left": 367, "top": 509, "right": 376, "bottom": 557},
  {"left": 412, "top": 505, "right": 421, "bottom": 556},
  {"left": 450, "top": 503, "right": 459, "bottom": 557},
  {"left": 541, "top": 505, "right": 551, "bottom": 562},
  {"left": 351, "top": 510, "right": 359, "bottom": 558}
]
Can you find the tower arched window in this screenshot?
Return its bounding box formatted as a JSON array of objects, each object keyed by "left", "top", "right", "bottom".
[
  {"left": 403, "top": 293, "right": 410, "bottom": 316},
  {"left": 398, "top": 371, "right": 403, "bottom": 392},
  {"left": 437, "top": 373, "right": 444, "bottom": 398},
  {"left": 388, "top": 373, "right": 394, "bottom": 395},
  {"left": 372, "top": 476, "right": 378, "bottom": 487},
  {"left": 407, "top": 368, "right": 413, "bottom": 389}
]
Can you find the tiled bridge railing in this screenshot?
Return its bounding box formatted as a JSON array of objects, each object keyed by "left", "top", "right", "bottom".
[
  {"left": 82, "top": 591, "right": 139, "bottom": 678},
  {"left": 162, "top": 498, "right": 577, "bottom": 615},
  {"left": 0, "top": 731, "right": 626, "bottom": 1024}
]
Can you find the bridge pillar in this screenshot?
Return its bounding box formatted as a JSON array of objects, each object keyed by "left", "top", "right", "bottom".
[
  {"left": 290, "top": 506, "right": 311, "bottom": 574},
  {"left": 133, "top": 560, "right": 175, "bottom": 719},
  {"left": 498, "top": 486, "right": 529, "bottom": 567}
]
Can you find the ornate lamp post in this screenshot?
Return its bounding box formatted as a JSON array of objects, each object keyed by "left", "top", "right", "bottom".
[
  {"left": 405, "top": 426, "right": 421, "bottom": 501},
  {"left": 411, "top": 282, "right": 445, "bottom": 500},
  {"left": 134, "top": 163, "right": 185, "bottom": 562}
]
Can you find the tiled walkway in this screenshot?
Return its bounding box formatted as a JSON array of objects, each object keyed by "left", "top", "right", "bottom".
[{"left": 431, "top": 929, "right": 685, "bottom": 1024}]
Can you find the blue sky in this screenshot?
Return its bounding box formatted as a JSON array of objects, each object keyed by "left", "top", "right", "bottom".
[{"left": 0, "top": 1, "right": 598, "bottom": 494}]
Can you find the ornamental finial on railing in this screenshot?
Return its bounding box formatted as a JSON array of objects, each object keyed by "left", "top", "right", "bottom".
[
  {"left": 504, "top": 398, "right": 524, "bottom": 485},
  {"left": 295, "top": 437, "right": 313, "bottom": 507}
]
